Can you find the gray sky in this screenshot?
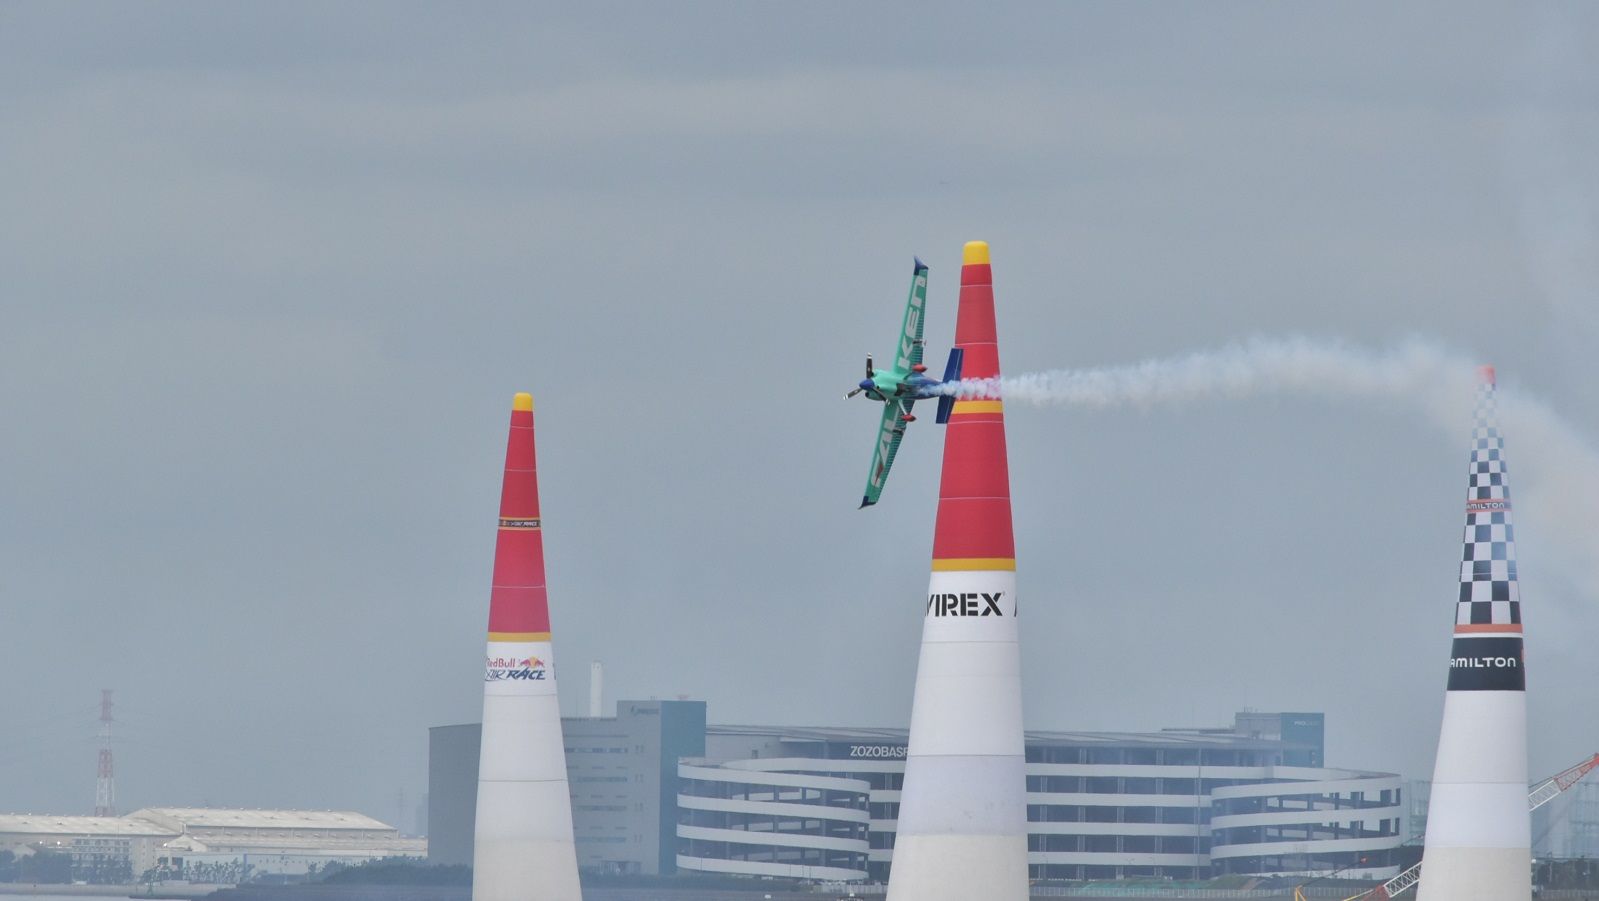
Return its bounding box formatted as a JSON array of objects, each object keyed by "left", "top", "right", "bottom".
[{"left": 4, "top": 3, "right": 1599, "bottom": 829}]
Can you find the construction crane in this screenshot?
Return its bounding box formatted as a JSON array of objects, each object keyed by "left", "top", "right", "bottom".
[
  {"left": 1527, "top": 753, "right": 1599, "bottom": 811},
  {"left": 1314, "top": 752, "right": 1599, "bottom": 901}
]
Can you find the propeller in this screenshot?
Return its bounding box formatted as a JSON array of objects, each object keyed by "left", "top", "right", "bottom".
[{"left": 846, "top": 355, "right": 876, "bottom": 399}]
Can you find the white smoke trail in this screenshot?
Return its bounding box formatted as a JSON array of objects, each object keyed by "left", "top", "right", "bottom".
[
  {"left": 942, "top": 336, "right": 1599, "bottom": 601},
  {"left": 943, "top": 336, "right": 1477, "bottom": 416}
]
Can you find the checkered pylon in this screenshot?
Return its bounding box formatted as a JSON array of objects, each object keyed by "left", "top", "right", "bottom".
[{"left": 1455, "top": 367, "right": 1520, "bottom": 628}]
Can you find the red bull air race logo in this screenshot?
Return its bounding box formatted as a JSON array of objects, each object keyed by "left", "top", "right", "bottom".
[{"left": 485, "top": 654, "right": 548, "bottom": 682}]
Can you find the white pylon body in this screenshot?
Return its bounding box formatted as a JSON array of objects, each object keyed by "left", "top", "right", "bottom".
[
  {"left": 887, "top": 242, "right": 1028, "bottom": 901},
  {"left": 1416, "top": 368, "right": 1530, "bottom": 901},
  {"left": 890, "top": 570, "right": 1027, "bottom": 899},
  {"left": 475, "top": 684, "right": 579, "bottom": 900}
]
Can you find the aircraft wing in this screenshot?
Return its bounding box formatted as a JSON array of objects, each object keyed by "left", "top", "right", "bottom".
[
  {"left": 892, "top": 259, "right": 929, "bottom": 372},
  {"left": 860, "top": 399, "right": 913, "bottom": 508}
]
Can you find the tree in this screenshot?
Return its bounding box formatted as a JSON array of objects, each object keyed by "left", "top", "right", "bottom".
[
  {"left": 319, "top": 859, "right": 468, "bottom": 886},
  {"left": 19, "top": 849, "right": 73, "bottom": 884}
]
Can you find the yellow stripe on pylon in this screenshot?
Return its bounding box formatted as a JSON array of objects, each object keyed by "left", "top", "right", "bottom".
[
  {"left": 951, "top": 400, "right": 1004, "bottom": 414},
  {"left": 931, "top": 557, "right": 1016, "bottom": 572}
]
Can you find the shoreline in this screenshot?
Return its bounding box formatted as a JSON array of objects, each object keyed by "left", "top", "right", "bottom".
[{"left": 0, "top": 885, "right": 226, "bottom": 898}]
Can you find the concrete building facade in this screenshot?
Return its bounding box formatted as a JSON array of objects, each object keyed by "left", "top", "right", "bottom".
[
  {"left": 1535, "top": 781, "right": 1599, "bottom": 859},
  {"left": 431, "top": 698, "right": 704, "bottom": 875},
  {"left": 432, "top": 703, "right": 1402, "bottom": 883},
  {"left": 0, "top": 814, "right": 177, "bottom": 881},
  {"left": 0, "top": 809, "right": 421, "bottom": 883}
]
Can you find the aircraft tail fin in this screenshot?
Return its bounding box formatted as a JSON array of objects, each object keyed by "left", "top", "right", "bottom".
[{"left": 935, "top": 348, "right": 964, "bottom": 424}]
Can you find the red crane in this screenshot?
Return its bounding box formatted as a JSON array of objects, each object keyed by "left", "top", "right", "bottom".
[{"left": 1335, "top": 753, "right": 1599, "bottom": 901}]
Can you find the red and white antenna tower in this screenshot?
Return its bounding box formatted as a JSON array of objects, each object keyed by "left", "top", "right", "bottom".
[{"left": 94, "top": 689, "right": 115, "bottom": 817}]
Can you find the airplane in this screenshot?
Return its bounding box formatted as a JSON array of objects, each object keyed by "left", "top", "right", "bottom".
[{"left": 847, "top": 257, "right": 965, "bottom": 509}]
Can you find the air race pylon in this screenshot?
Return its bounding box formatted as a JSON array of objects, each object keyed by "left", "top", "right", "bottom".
[
  {"left": 886, "top": 241, "right": 1028, "bottom": 901},
  {"left": 472, "top": 393, "right": 582, "bottom": 901},
  {"left": 1416, "top": 367, "right": 1531, "bottom": 901}
]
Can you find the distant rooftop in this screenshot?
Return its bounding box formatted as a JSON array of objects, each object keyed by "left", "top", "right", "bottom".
[
  {"left": 705, "top": 723, "right": 1307, "bottom": 751},
  {"left": 0, "top": 814, "right": 178, "bottom": 836},
  {"left": 129, "top": 808, "right": 393, "bottom": 831}
]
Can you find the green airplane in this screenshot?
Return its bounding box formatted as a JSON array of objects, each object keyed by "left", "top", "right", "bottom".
[{"left": 846, "top": 258, "right": 964, "bottom": 508}]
